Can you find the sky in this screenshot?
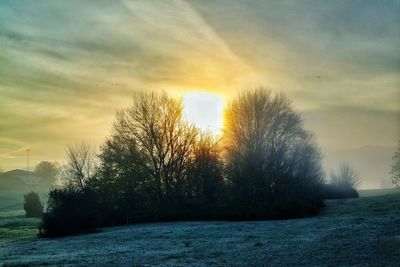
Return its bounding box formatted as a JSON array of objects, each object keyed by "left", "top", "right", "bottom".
[{"left": 0, "top": 0, "right": 399, "bottom": 187}]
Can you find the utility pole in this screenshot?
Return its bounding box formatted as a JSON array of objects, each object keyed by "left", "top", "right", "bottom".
[{"left": 27, "top": 149, "right": 30, "bottom": 184}]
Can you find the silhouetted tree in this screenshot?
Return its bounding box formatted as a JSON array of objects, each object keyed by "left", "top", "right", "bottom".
[
  {"left": 391, "top": 141, "right": 400, "bottom": 187},
  {"left": 94, "top": 131, "right": 157, "bottom": 220},
  {"left": 41, "top": 144, "right": 99, "bottom": 237},
  {"left": 41, "top": 187, "right": 99, "bottom": 237},
  {"left": 330, "top": 163, "right": 359, "bottom": 189},
  {"left": 93, "top": 93, "right": 228, "bottom": 221},
  {"left": 186, "top": 132, "right": 226, "bottom": 216},
  {"left": 114, "top": 92, "right": 198, "bottom": 210},
  {"left": 224, "top": 89, "right": 324, "bottom": 218},
  {"left": 41, "top": 89, "right": 328, "bottom": 236},
  {"left": 324, "top": 163, "right": 359, "bottom": 199},
  {"left": 35, "top": 161, "right": 60, "bottom": 185},
  {"left": 66, "top": 143, "right": 95, "bottom": 190},
  {"left": 24, "top": 191, "right": 43, "bottom": 218}
]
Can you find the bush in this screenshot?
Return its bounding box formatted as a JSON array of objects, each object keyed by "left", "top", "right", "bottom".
[
  {"left": 41, "top": 188, "right": 99, "bottom": 237},
  {"left": 23, "top": 191, "right": 43, "bottom": 218},
  {"left": 390, "top": 140, "right": 400, "bottom": 187},
  {"left": 324, "top": 163, "right": 359, "bottom": 199},
  {"left": 322, "top": 184, "right": 359, "bottom": 199}
]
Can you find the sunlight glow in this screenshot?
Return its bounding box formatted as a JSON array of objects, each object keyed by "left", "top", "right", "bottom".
[{"left": 183, "top": 92, "right": 224, "bottom": 135}]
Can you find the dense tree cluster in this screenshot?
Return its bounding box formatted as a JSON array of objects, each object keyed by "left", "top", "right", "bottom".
[{"left": 41, "top": 89, "right": 328, "bottom": 236}]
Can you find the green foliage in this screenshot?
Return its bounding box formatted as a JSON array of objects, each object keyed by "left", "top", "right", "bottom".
[{"left": 23, "top": 192, "right": 43, "bottom": 218}]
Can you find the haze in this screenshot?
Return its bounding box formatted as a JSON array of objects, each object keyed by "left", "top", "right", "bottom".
[{"left": 0, "top": 0, "right": 399, "bottom": 188}]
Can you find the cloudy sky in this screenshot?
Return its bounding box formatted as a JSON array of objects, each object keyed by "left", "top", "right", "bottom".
[{"left": 0, "top": 0, "right": 399, "bottom": 187}]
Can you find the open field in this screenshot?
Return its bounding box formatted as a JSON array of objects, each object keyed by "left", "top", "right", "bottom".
[
  {"left": 0, "top": 189, "right": 399, "bottom": 266},
  {"left": 0, "top": 189, "right": 44, "bottom": 245}
]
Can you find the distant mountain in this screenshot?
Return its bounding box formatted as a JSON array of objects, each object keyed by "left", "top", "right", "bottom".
[{"left": 321, "top": 145, "right": 396, "bottom": 189}]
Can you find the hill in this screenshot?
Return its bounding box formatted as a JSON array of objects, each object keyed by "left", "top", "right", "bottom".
[
  {"left": 1, "top": 189, "right": 399, "bottom": 266},
  {"left": 0, "top": 169, "right": 53, "bottom": 198},
  {"left": 0, "top": 169, "right": 44, "bottom": 189},
  {"left": 0, "top": 170, "right": 50, "bottom": 213}
]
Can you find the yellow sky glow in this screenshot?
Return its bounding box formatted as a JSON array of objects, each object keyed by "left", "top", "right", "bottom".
[{"left": 0, "top": 1, "right": 398, "bottom": 188}]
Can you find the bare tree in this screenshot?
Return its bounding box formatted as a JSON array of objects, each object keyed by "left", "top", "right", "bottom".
[
  {"left": 66, "top": 142, "right": 95, "bottom": 190},
  {"left": 114, "top": 91, "right": 198, "bottom": 202},
  {"left": 330, "top": 163, "right": 360, "bottom": 190},
  {"left": 390, "top": 140, "right": 400, "bottom": 187},
  {"left": 223, "top": 88, "right": 323, "bottom": 216}
]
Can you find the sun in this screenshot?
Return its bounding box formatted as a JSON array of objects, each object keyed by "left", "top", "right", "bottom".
[{"left": 183, "top": 92, "right": 225, "bottom": 135}]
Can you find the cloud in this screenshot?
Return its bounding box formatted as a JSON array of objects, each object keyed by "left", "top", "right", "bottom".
[
  {"left": 190, "top": 0, "right": 400, "bottom": 108},
  {"left": 0, "top": 0, "right": 398, "bottom": 171}
]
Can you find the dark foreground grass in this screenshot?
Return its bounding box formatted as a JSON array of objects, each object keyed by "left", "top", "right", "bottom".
[
  {"left": 0, "top": 190, "right": 41, "bottom": 244},
  {"left": 0, "top": 190, "right": 399, "bottom": 266},
  {"left": 0, "top": 219, "right": 40, "bottom": 244},
  {"left": 323, "top": 188, "right": 400, "bottom": 216}
]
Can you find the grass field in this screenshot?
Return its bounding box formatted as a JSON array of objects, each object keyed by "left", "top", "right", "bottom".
[
  {"left": 0, "top": 189, "right": 45, "bottom": 246},
  {"left": 0, "top": 189, "right": 399, "bottom": 266}
]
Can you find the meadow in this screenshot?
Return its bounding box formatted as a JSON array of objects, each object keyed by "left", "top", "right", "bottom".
[
  {"left": 0, "top": 190, "right": 43, "bottom": 245},
  {"left": 0, "top": 189, "right": 399, "bottom": 266}
]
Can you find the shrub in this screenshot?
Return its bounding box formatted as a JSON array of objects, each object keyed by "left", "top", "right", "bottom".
[
  {"left": 41, "top": 188, "right": 99, "bottom": 237},
  {"left": 322, "top": 184, "right": 358, "bottom": 199},
  {"left": 390, "top": 140, "right": 400, "bottom": 187},
  {"left": 23, "top": 191, "right": 43, "bottom": 218},
  {"left": 324, "top": 163, "right": 359, "bottom": 199}
]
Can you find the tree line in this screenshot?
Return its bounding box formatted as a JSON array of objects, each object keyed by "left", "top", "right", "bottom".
[{"left": 39, "top": 89, "right": 361, "bottom": 236}]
